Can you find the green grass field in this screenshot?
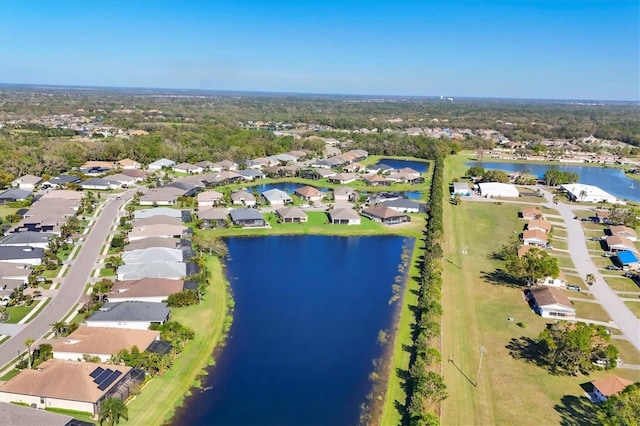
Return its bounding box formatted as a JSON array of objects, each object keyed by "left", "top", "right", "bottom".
[
  {"left": 571, "top": 301, "right": 612, "bottom": 322},
  {"left": 624, "top": 301, "right": 640, "bottom": 318},
  {"left": 3, "top": 303, "right": 38, "bottom": 324},
  {"left": 440, "top": 154, "right": 640, "bottom": 425},
  {"left": 124, "top": 255, "right": 228, "bottom": 425}
]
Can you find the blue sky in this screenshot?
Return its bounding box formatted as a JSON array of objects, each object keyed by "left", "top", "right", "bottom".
[{"left": 1, "top": 0, "right": 638, "bottom": 100}]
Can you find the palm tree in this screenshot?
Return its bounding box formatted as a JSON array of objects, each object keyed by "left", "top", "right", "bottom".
[
  {"left": 579, "top": 189, "right": 588, "bottom": 202},
  {"left": 99, "top": 398, "right": 128, "bottom": 426},
  {"left": 585, "top": 273, "right": 596, "bottom": 295},
  {"left": 51, "top": 321, "right": 66, "bottom": 337},
  {"left": 24, "top": 338, "right": 34, "bottom": 369}
]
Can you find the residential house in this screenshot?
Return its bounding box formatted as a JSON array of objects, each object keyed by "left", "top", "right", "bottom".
[
  {"left": 197, "top": 208, "right": 229, "bottom": 228},
  {"left": 333, "top": 187, "right": 358, "bottom": 203},
  {"left": 148, "top": 158, "right": 176, "bottom": 171},
  {"left": 139, "top": 187, "right": 184, "bottom": 206},
  {"left": 605, "top": 235, "right": 637, "bottom": 253},
  {"left": 328, "top": 207, "right": 361, "bottom": 225},
  {"left": 0, "top": 231, "right": 53, "bottom": 249},
  {"left": 109, "top": 278, "right": 192, "bottom": 303},
  {"left": 197, "top": 190, "right": 224, "bottom": 209},
  {"left": 526, "top": 286, "right": 576, "bottom": 318},
  {"left": 276, "top": 207, "right": 308, "bottom": 223},
  {"left": 294, "top": 186, "right": 325, "bottom": 203},
  {"left": 0, "top": 401, "right": 79, "bottom": 425},
  {"left": 122, "top": 247, "right": 184, "bottom": 264},
  {"left": 616, "top": 250, "right": 640, "bottom": 270},
  {"left": 361, "top": 206, "right": 410, "bottom": 225},
  {"left": 133, "top": 207, "right": 182, "bottom": 220},
  {"left": 41, "top": 175, "right": 82, "bottom": 189},
  {"left": 539, "top": 273, "right": 568, "bottom": 288},
  {"left": 229, "top": 208, "right": 266, "bottom": 227},
  {"left": 0, "top": 263, "right": 31, "bottom": 282},
  {"left": 275, "top": 153, "right": 297, "bottom": 164},
  {"left": 127, "top": 224, "right": 187, "bottom": 241},
  {"left": 80, "top": 178, "right": 121, "bottom": 190},
  {"left": 527, "top": 219, "right": 552, "bottom": 233},
  {"left": 561, "top": 183, "right": 619, "bottom": 204},
  {"left": 262, "top": 189, "right": 292, "bottom": 206},
  {"left": 117, "top": 158, "right": 141, "bottom": 170},
  {"left": 595, "top": 211, "right": 610, "bottom": 224},
  {"left": 123, "top": 237, "right": 181, "bottom": 251},
  {"left": 231, "top": 190, "right": 256, "bottom": 207},
  {"left": 11, "top": 174, "right": 42, "bottom": 191},
  {"left": 452, "top": 182, "right": 471, "bottom": 196},
  {"left": 397, "top": 167, "right": 421, "bottom": 177},
  {"left": 131, "top": 215, "right": 183, "bottom": 228},
  {"left": 195, "top": 160, "right": 216, "bottom": 171},
  {"left": 381, "top": 198, "right": 421, "bottom": 213},
  {"left": 591, "top": 376, "right": 634, "bottom": 403},
  {"left": 116, "top": 262, "right": 189, "bottom": 281},
  {"left": 478, "top": 182, "right": 520, "bottom": 198},
  {"left": 209, "top": 171, "right": 243, "bottom": 185},
  {"left": 328, "top": 173, "right": 358, "bottom": 184},
  {"left": 610, "top": 225, "right": 638, "bottom": 242},
  {"left": 387, "top": 172, "right": 423, "bottom": 184},
  {"left": 163, "top": 182, "right": 200, "bottom": 196},
  {"left": 106, "top": 173, "right": 139, "bottom": 186},
  {"left": 0, "top": 246, "right": 44, "bottom": 266},
  {"left": 0, "top": 189, "right": 31, "bottom": 204},
  {"left": 0, "top": 359, "right": 135, "bottom": 416},
  {"left": 521, "top": 207, "right": 544, "bottom": 220},
  {"left": 522, "top": 229, "right": 548, "bottom": 247},
  {"left": 214, "top": 160, "right": 238, "bottom": 171},
  {"left": 315, "top": 168, "right": 338, "bottom": 179},
  {"left": 121, "top": 169, "right": 147, "bottom": 180},
  {"left": 343, "top": 163, "right": 365, "bottom": 173},
  {"left": 172, "top": 163, "right": 203, "bottom": 174},
  {"left": 249, "top": 157, "right": 276, "bottom": 169},
  {"left": 49, "top": 327, "right": 160, "bottom": 362},
  {"left": 238, "top": 169, "right": 265, "bottom": 181},
  {"left": 362, "top": 174, "right": 391, "bottom": 186},
  {"left": 85, "top": 301, "right": 170, "bottom": 329}
]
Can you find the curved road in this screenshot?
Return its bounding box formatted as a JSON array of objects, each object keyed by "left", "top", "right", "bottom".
[{"left": 0, "top": 193, "right": 131, "bottom": 369}]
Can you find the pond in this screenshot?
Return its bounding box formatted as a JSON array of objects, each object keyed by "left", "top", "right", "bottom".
[
  {"left": 246, "top": 182, "right": 305, "bottom": 194},
  {"left": 374, "top": 158, "right": 430, "bottom": 174},
  {"left": 466, "top": 161, "right": 640, "bottom": 202},
  {"left": 172, "top": 235, "right": 410, "bottom": 426}
]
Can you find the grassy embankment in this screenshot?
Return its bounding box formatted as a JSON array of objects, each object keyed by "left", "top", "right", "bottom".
[
  {"left": 124, "top": 255, "right": 229, "bottom": 426},
  {"left": 440, "top": 153, "right": 640, "bottom": 425}
]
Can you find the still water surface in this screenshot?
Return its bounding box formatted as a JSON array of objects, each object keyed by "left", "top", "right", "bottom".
[
  {"left": 173, "top": 235, "right": 408, "bottom": 426},
  {"left": 375, "top": 158, "right": 430, "bottom": 173}
]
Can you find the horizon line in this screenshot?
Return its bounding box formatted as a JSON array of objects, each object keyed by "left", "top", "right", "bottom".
[{"left": 0, "top": 82, "right": 638, "bottom": 104}]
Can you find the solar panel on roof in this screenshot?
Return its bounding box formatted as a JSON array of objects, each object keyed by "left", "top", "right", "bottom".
[
  {"left": 89, "top": 366, "right": 104, "bottom": 378},
  {"left": 93, "top": 368, "right": 113, "bottom": 384},
  {"left": 97, "top": 370, "right": 122, "bottom": 391}
]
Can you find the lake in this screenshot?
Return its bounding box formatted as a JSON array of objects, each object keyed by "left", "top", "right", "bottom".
[
  {"left": 467, "top": 161, "right": 640, "bottom": 202},
  {"left": 246, "top": 182, "right": 305, "bottom": 194},
  {"left": 375, "top": 158, "right": 430, "bottom": 173},
  {"left": 172, "top": 235, "right": 409, "bottom": 426}
]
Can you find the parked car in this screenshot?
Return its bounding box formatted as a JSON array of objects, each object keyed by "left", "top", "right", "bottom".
[
  {"left": 566, "top": 285, "right": 582, "bottom": 292},
  {"left": 605, "top": 265, "right": 622, "bottom": 270}
]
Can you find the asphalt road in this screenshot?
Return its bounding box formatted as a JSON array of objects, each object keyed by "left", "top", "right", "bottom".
[
  {"left": 549, "top": 198, "right": 640, "bottom": 352},
  {"left": 0, "top": 193, "right": 131, "bottom": 370}
]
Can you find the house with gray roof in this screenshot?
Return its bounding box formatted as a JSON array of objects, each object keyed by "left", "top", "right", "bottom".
[
  {"left": 0, "top": 189, "right": 32, "bottom": 204},
  {"left": 0, "top": 246, "right": 44, "bottom": 266},
  {"left": 231, "top": 190, "right": 256, "bottom": 207},
  {"left": 122, "top": 247, "right": 184, "bottom": 264},
  {"left": 381, "top": 198, "right": 422, "bottom": 213},
  {"left": 133, "top": 207, "right": 182, "bottom": 220},
  {"left": 262, "top": 188, "right": 292, "bottom": 206},
  {"left": 148, "top": 158, "right": 176, "bottom": 171},
  {"left": 124, "top": 237, "right": 180, "bottom": 251},
  {"left": 328, "top": 207, "right": 361, "bottom": 225},
  {"left": 238, "top": 169, "right": 265, "bottom": 181},
  {"left": 276, "top": 207, "right": 308, "bottom": 223},
  {"left": 0, "top": 231, "right": 54, "bottom": 249},
  {"left": 85, "top": 301, "right": 170, "bottom": 329},
  {"left": 117, "top": 261, "right": 187, "bottom": 281},
  {"left": 11, "top": 174, "right": 42, "bottom": 190},
  {"left": 80, "top": 178, "right": 121, "bottom": 190},
  {"left": 197, "top": 208, "right": 229, "bottom": 228},
  {"left": 0, "top": 401, "right": 78, "bottom": 426},
  {"left": 230, "top": 208, "right": 266, "bottom": 227},
  {"left": 361, "top": 206, "right": 410, "bottom": 225},
  {"left": 42, "top": 174, "right": 82, "bottom": 189}
]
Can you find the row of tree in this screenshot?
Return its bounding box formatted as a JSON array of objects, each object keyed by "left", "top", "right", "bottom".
[{"left": 405, "top": 155, "right": 447, "bottom": 425}]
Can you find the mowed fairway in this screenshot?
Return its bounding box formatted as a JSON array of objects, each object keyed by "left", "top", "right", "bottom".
[{"left": 441, "top": 155, "right": 640, "bottom": 425}]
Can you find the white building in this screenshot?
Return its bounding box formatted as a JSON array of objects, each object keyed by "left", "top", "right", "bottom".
[
  {"left": 477, "top": 182, "right": 520, "bottom": 198},
  {"left": 560, "top": 183, "right": 621, "bottom": 204}
]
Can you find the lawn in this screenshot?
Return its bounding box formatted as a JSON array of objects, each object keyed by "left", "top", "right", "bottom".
[
  {"left": 439, "top": 154, "right": 639, "bottom": 425},
  {"left": 555, "top": 255, "right": 577, "bottom": 270},
  {"left": 571, "top": 301, "right": 612, "bottom": 323},
  {"left": 201, "top": 210, "right": 426, "bottom": 239},
  {"left": 124, "top": 255, "right": 228, "bottom": 425},
  {"left": 624, "top": 301, "right": 640, "bottom": 318},
  {"left": 615, "top": 338, "right": 640, "bottom": 365},
  {"left": 605, "top": 276, "right": 639, "bottom": 292},
  {"left": 3, "top": 303, "right": 38, "bottom": 324}
]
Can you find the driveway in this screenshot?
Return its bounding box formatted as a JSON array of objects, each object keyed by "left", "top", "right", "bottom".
[{"left": 0, "top": 191, "right": 134, "bottom": 370}]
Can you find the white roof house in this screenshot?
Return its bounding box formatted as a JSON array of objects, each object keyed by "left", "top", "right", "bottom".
[
  {"left": 262, "top": 189, "right": 292, "bottom": 206},
  {"left": 134, "top": 207, "right": 182, "bottom": 219},
  {"left": 560, "top": 184, "right": 621, "bottom": 204},
  {"left": 477, "top": 182, "right": 520, "bottom": 198},
  {"left": 122, "top": 247, "right": 184, "bottom": 264},
  {"left": 148, "top": 158, "right": 176, "bottom": 170}
]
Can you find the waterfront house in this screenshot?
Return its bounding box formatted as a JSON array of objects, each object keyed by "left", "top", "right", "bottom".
[
  {"left": 122, "top": 247, "right": 184, "bottom": 264},
  {"left": 328, "top": 207, "right": 361, "bottom": 225},
  {"left": 262, "top": 189, "right": 292, "bottom": 206},
  {"left": 230, "top": 208, "right": 266, "bottom": 227},
  {"left": 116, "top": 262, "right": 188, "bottom": 281},
  {"left": 85, "top": 301, "right": 170, "bottom": 329},
  {"left": 294, "top": 186, "right": 325, "bottom": 202},
  {"left": 361, "top": 206, "right": 410, "bottom": 225},
  {"left": 276, "top": 207, "right": 308, "bottom": 223},
  {"left": 362, "top": 174, "right": 391, "bottom": 186},
  {"left": 381, "top": 198, "right": 421, "bottom": 213},
  {"left": 328, "top": 173, "right": 358, "bottom": 184},
  {"left": 109, "top": 278, "right": 190, "bottom": 303}
]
